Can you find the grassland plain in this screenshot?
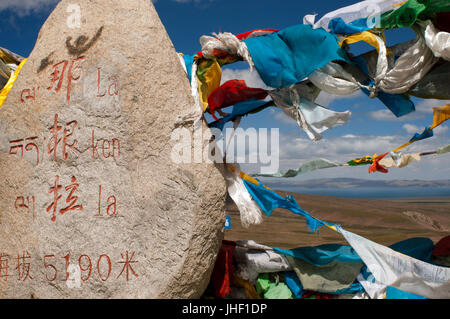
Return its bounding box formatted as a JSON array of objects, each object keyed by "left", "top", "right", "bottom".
[{"left": 224, "top": 191, "right": 450, "bottom": 249}]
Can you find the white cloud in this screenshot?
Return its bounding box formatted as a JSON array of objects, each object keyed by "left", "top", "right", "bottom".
[
  {"left": 434, "top": 125, "right": 449, "bottom": 135},
  {"left": 367, "top": 99, "right": 450, "bottom": 122},
  {"left": 279, "top": 134, "right": 403, "bottom": 163},
  {"left": 402, "top": 123, "right": 421, "bottom": 134},
  {"left": 230, "top": 124, "right": 450, "bottom": 180},
  {"left": 369, "top": 109, "right": 398, "bottom": 121},
  {"left": 0, "top": 0, "right": 59, "bottom": 16},
  {"left": 270, "top": 108, "right": 297, "bottom": 126},
  {"left": 403, "top": 123, "right": 448, "bottom": 135},
  {"left": 368, "top": 109, "right": 426, "bottom": 122},
  {"left": 240, "top": 129, "right": 450, "bottom": 178},
  {"left": 415, "top": 99, "right": 450, "bottom": 114}
]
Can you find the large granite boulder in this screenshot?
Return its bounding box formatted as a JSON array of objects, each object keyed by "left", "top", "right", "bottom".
[{"left": 0, "top": 0, "right": 227, "bottom": 298}]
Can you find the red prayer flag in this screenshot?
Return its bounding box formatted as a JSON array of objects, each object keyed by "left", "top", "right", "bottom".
[
  {"left": 211, "top": 240, "right": 236, "bottom": 298},
  {"left": 432, "top": 235, "right": 450, "bottom": 257},
  {"left": 208, "top": 79, "right": 268, "bottom": 120},
  {"left": 236, "top": 29, "right": 278, "bottom": 40},
  {"left": 368, "top": 153, "right": 389, "bottom": 174}
]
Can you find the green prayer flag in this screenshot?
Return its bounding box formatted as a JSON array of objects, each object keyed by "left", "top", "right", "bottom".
[{"left": 380, "top": 0, "right": 450, "bottom": 29}]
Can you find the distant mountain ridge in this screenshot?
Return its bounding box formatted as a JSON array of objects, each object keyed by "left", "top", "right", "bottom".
[{"left": 263, "top": 178, "right": 450, "bottom": 189}]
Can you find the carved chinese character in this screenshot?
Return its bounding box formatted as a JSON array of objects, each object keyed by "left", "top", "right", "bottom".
[
  {"left": 60, "top": 176, "right": 83, "bottom": 215},
  {"left": 47, "top": 114, "right": 79, "bottom": 164},
  {"left": 117, "top": 251, "right": 138, "bottom": 281},
  {"left": 47, "top": 57, "right": 85, "bottom": 103},
  {"left": 16, "top": 251, "right": 33, "bottom": 281},
  {"left": 47, "top": 175, "right": 83, "bottom": 222}
]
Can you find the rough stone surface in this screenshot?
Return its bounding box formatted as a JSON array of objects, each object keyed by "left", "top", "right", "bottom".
[{"left": 0, "top": 0, "right": 227, "bottom": 298}]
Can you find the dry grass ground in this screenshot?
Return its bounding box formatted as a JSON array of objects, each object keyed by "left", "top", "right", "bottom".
[{"left": 224, "top": 191, "right": 450, "bottom": 249}]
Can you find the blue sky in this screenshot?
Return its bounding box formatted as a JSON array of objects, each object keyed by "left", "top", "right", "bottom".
[{"left": 0, "top": 0, "right": 449, "bottom": 181}]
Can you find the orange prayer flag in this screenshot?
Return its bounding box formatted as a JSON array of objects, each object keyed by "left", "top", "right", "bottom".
[{"left": 431, "top": 104, "right": 450, "bottom": 130}]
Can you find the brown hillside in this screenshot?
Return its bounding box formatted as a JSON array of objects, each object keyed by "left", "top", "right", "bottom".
[{"left": 224, "top": 191, "right": 450, "bottom": 249}]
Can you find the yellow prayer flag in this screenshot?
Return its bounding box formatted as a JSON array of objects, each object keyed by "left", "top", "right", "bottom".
[
  {"left": 339, "top": 31, "right": 381, "bottom": 52},
  {"left": 197, "top": 58, "right": 222, "bottom": 112},
  {"left": 430, "top": 104, "right": 450, "bottom": 130},
  {"left": 352, "top": 155, "right": 374, "bottom": 164},
  {"left": 0, "top": 48, "right": 19, "bottom": 65},
  {"left": 0, "top": 58, "right": 27, "bottom": 109}
]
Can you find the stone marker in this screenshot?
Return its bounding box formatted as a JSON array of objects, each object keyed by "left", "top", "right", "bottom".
[{"left": 0, "top": 0, "right": 227, "bottom": 298}]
